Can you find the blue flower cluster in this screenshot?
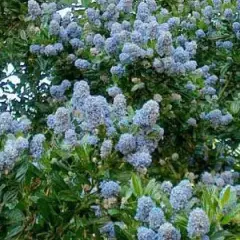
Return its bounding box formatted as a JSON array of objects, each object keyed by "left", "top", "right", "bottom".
[
  {"left": 201, "top": 170, "right": 239, "bottom": 187},
  {"left": 30, "top": 134, "right": 46, "bottom": 159},
  {"left": 47, "top": 80, "right": 163, "bottom": 171},
  {"left": 134, "top": 196, "right": 181, "bottom": 239},
  {"left": 0, "top": 137, "right": 29, "bottom": 171},
  {"left": 27, "top": 0, "right": 203, "bottom": 78},
  {"left": 28, "top": 1, "right": 84, "bottom": 60},
  {"left": 0, "top": 112, "right": 31, "bottom": 135},
  {"left": 103, "top": 169, "right": 239, "bottom": 239},
  {"left": 170, "top": 180, "right": 192, "bottom": 211},
  {"left": 0, "top": 113, "right": 44, "bottom": 170},
  {"left": 100, "top": 180, "right": 120, "bottom": 199},
  {"left": 50, "top": 80, "right": 71, "bottom": 99},
  {"left": 201, "top": 109, "right": 233, "bottom": 127},
  {"left": 187, "top": 208, "right": 210, "bottom": 238}
]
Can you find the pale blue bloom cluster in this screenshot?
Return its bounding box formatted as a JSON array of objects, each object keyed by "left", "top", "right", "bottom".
[
  {"left": 187, "top": 208, "right": 210, "bottom": 238},
  {"left": 82, "top": 95, "right": 110, "bottom": 130},
  {"left": 51, "top": 107, "right": 72, "bottom": 134},
  {"left": 48, "top": 81, "right": 163, "bottom": 170},
  {"left": 49, "top": 20, "right": 60, "bottom": 36},
  {"left": 200, "top": 170, "right": 239, "bottom": 189},
  {"left": 93, "top": 34, "right": 105, "bottom": 50},
  {"left": 137, "top": 227, "right": 157, "bottom": 240},
  {"left": 133, "top": 100, "right": 159, "bottom": 128},
  {"left": 201, "top": 172, "right": 214, "bottom": 185},
  {"left": 117, "top": 0, "right": 133, "bottom": 13},
  {"left": 116, "top": 133, "right": 136, "bottom": 155},
  {"left": 99, "top": 180, "right": 120, "bottom": 198},
  {"left": 0, "top": 112, "right": 13, "bottom": 134},
  {"left": 16, "top": 137, "right": 29, "bottom": 151},
  {"left": 185, "top": 81, "right": 196, "bottom": 91},
  {"left": 0, "top": 136, "right": 29, "bottom": 171},
  {"left": 112, "top": 94, "right": 127, "bottom": 119},
  {"left": 195, "top": 29, "right": 206, "bottom": 38},
  {"left": 64, "top": 129, "right": 78, "bottom": 146},
  {"left": 69, "top": 38, "right": 84, "bottom": 49},
  {"left": 135, "top": 196, "right": 156, "bottom": 222},
  {"left": 28, "top": 0, "right": 41, "bottom": 19},
  {"left": 149, "top": 207, "right": 166, "bottom": 231},
  {"left": 107, "top": 86, "right": 122, "bottom": 97},
  {"left": 110, "top": 64, "right": 125, "bottom": 77},
  {"left": 2, "top": 140, "right": 19, "bottom": 166},
  {"left": 127, "top": 151, "right": 152, "bottom": 170},
  {"left": 158, "top": 223, "right": 181, "bottom": 240},
  {"left": 50, "top": 80, "right": 71, "bottom": 99},
  {"left": 187, "top": 117, "right": 197, "bottom": 126},
  {"left": 29, "top": 44, "right": 42, "bottom": 54},
  {"left": 203, "top": 109, "right": 233, "bottom": 127},
  {"left": 66, "top": 22, "right": 82, "bottom": 39},
  {"left": 100, "top": 139, "right": 113, "bottom": 159},
  {"left": 135, "top": 196, "right": 181, "bottom": 239},
  {"left": 170, "top": 180, "right": 192, "bottom": 210},
  {"left": 30, "top": 134, "right": 46, "bottom": 159},
  {"left": 71, "top": 80, "right": 90, "bottom": 110},
  {"left": 100, "top": 222, "right": 115, "bottom": 238},
  {"left": 0, "top": 112, "right": 31, "bottom": 135},
  {"left": 74, "top": 59, "right": 91, "bottom": 70},
  {"left": 160, "top": 181, "right": 173, "bottom": 195},
  {"left": 41, "top": 2, "right": 57, "bottom": 15}
]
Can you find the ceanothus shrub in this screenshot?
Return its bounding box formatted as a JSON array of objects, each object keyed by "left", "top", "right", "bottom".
[
  {"left": 47, "top": 80, "right": 164, "bottom": 172},
  {"left": 0, "top": 0, "right": 239, "bottom": 239},
  {"left": 25, "top": 0, "right": 240, "bottom": 174},
  {"left": 98, "top": 171, "right": 239, "bottom": 239}
]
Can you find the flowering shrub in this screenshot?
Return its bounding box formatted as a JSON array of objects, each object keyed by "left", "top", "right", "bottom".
[{"left": 0, "top": 0, "right": 239, "bottom": 239}]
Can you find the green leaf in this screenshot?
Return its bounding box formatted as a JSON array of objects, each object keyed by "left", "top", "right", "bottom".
[
  {"left": 131, "top": 82, "right": 145, "bottom": 92},
  {"left": 130, "top": 173, "right": 143, "bottom": 197},
  {"left": 5, "top": 225, "right": 24, "bottom": 240},
  {"left": 15, "top": 160, "right": 28, "bottom": 182},
  {"left": 81, "top": 0, "right": 90, "bottom": 7},
  {"left": 221, "top": 204, "right": 240, "bottom": 225},
  {"left": 114, "top": 225, "right": 133, "bottom": 240},
  {"left": 210, "top": 230, "right": 232, "bottom": 240},
  {"left": 220, "top": 186, "right": 230, "bottom": 208},
  {"left": 144, "top": 179, "right": 156, "bottom": 195},
  {"left": 60, "top": 0, "right": 78, "bottom": 4},
  {"left": 19, "top": 30, "right": 27, "bottom": 41},
  {"left": 3, "top": 190, "right": 18, "bottom": 204},
  {"left": 58, "top": 190, "right": 79, "bottom": 202}
]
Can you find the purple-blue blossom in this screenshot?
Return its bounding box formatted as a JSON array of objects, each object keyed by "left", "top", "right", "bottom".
[
  {"left": 149, "top": 207, "right": 166, "bottom": 231},
  {"left": 49, "top": 20, "right": 60, "bottom": 36},
  {"left": 137, "top": 227, "right": 157, "bottom": 240},
  {"left": 100, "top": 139, "right": 113, "bottom": 159},
  {"left": 187, "top": 208, "right": 210, "bottom": 238},
  {"left": 133, "top": 100, "right": 159, "bottom": 128},
  {"left": 100, "top": 180, "right": 120, "bottom": 198},
  {"left": 75, "top": 59, "right": 91, "bottom": 70},
  {"left": 127, "top": 151, "right": 152, "bottom": 169},
  {"left": 135, "top": 196, "right": 155, "bottom": 222},
  {"left": 158, "top": 223, "right": 181, "bottom": 240},
  {"left": 28, "top": 0, "right": 41, "bottom": 18},
  {"left": 116, "top": 133, "right": 136, "bottom": 155},
  {"left": 30, "top": 134, "right": 46, "bottom": 159}
]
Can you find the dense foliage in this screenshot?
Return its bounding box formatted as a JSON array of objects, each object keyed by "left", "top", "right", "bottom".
[{"left": 0, "top": 0, "right": 239, "bottom": 239}]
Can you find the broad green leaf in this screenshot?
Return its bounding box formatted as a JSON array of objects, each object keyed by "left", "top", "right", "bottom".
[
  {"left": 220, "top": 185, "right": 230, "bottom": 208},
  {"left": 130, "top": 173, "right": 143, "bottom": 197},
  {"left": 5, "top": 225, "right": 24, "bottom": 240},
  {"left": 114, "top": 225, "right": 133, "bottom": 240},
  {"left": 131, "top": 82, "right": 145, "bottom": 92},
  {"left": 58, "top": 190, "right": 79, "bottom": 202},
  {"left": 144, "top": 179, "right": 156, "bottom": 195}
]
